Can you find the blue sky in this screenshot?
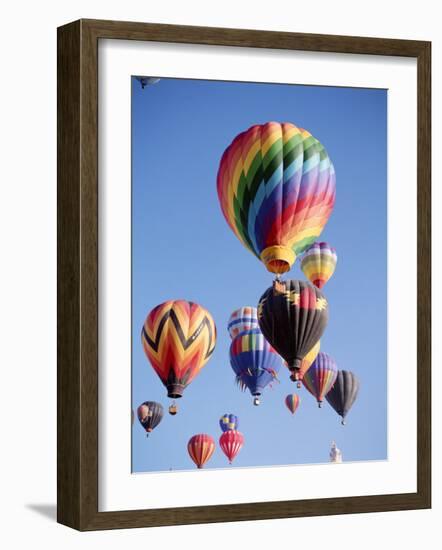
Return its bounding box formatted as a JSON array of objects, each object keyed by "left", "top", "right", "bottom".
[{"left": 131, "top": 77, "right": 387, "bottom": 473}]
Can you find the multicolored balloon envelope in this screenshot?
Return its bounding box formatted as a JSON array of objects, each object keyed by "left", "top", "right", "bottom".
[
  {"left": 217, "top": 122, "right": 336, "bottom": 274},
  {"left": 227, "top": 306, "right": 259, "bottom": 339},
  {"left": 141, "top": 300, "right": 216, "bottom": 407},
  {"left": 258, "top": 280, "right": 329, "bottom": 381},
  {"left": 302, "top": 352, "right": 338, "bottom": 407},
  {"left": 136, "top": 401, "right": 164, "bottom": 436},
  {"left": 285, "top": 394, "right": 300, "bottom": 415},
  {"left": 230, "top": 328, "right": 282, "bottom": 405},
  {"left": 187, "top": 434, "right": 216, "bottom": 469},
  {"left": 219, "top": 413, "right": 239, "bottom": 432},
  {"left": 301, "top": 242, "right": 337, "bottom": 289},
  {"left": 219, "top": 431, "right": 244, "bottom": 464},
  {"left": 325, "top": 370, "right": 360, "bottom": 424}
]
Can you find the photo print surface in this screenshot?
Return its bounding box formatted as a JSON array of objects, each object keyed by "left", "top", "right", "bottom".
[{"left": 131, "top": 76, "right": 387, "bottom": 473}]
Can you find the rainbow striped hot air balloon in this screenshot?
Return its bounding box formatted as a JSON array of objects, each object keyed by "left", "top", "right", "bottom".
[
  {"left": 217, "top": 122, "right": 336, "bottom": 275},
  {"left": 141, "top": 300, "right": 216, "bottom": 414},
  {"left": 302, "top": 352, "right": 338, "bottom": 407},
  {"left": 301, "top": 242, "right": 337, "bottom": 289},
  {"left": 227, "top": 306, "right": 259, "bottom": 339},
  {"left": 285, "top": 394, "right": 300, "bottom": 415}
]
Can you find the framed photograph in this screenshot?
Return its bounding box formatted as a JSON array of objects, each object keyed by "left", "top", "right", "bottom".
[{"left": 57, "top": 19, "right": 431, "bottom": 531}]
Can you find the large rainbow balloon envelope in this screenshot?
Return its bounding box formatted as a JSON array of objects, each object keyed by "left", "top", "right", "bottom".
[
  {"left": 217, "top": 122, "right": 336, "bottom": 274},
  {"left": 301, "top": 242, "right": 337, "bottom": 289}
]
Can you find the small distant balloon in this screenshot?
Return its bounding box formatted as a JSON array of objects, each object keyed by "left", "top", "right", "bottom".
[
  {"left": 219, "top": 413, "right": 239, "bottom": 432},
  {"left": 137, "top": 401, "right": 164, "bottom": 436},
  {"left": 302, "top": 352, "right": 338, "bottom": 407},
  {"left": 187, "top": 434, "right": 215, "bottom": 469},
  {"left": 326, "top": 370, "right": 360, "bottom": 424},
  {"left": 285, "top": 394, "right": 300, "bottom": 415},
  {"left": 219, "top": 431, "right": 244, "bottom": 464},
  {"left": 135, "top": 76, "right": 161, "bottom": 89}
]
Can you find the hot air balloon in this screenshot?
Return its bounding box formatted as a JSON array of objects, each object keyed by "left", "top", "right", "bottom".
[
  {"left": 285, "top": 394, "right": 300, "bottom": 415},
  {"left": 325, "top": 370, "right": 360, "bottom": 424},
  {"left": 135, "top": 76, "right": 160, "bottom": 89},
  {"left": 258, "top": 280, "right": 329, "bottom": 382},
  {"left": 230, "top": 328, "right": 282, "bottom": 405},
  {"left": 219, "top": 413, "right": 239, "bottom": 432},
  {"left": 187, "top": 434, "right": 215, "bottom": 469},
  {"left": 227, "top": 306, "right": 259, "bottom": 339},
  {"left": 301, "top": 242, "right": 337, "bottom": 288},
  {"left": 302, "top": 352, "right": 338, "bottom": 407},
  {"left": 219, "top": 430, "right": 244, "bottom": 464},
  {"left": 217, "top": 122, "right": 336, "bottom": 275},
  {"left": 136, "top": 401, "right": 164, "bottom": 436},
  {"left": 142, "top": 300, "right": 216, "bottom": 414}
]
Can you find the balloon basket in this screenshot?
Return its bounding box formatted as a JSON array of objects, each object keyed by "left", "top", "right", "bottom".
[
  {"left": 253, "top": 397, "right": 260, "bottom": 406},
  {"left": 169, "top": 403, "right": 178, "bottom": 415},
  {"left": 318, "top": 402, "right": 322, "bottom": 408}
]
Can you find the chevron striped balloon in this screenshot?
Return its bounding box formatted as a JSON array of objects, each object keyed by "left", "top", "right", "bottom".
[
  {"left": 141, "top": 300, "right": 216, "bottom": 399},
  {"left": 301, "top": 242, "right": 337, "bottom": 288},
  {"left": 217, "top": 122, "right": 336, "bottom": 274}
]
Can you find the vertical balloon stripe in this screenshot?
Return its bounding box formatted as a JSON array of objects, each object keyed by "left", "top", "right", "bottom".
[{"left": 285, "top": 394, "right": 300, "bottom": 414}]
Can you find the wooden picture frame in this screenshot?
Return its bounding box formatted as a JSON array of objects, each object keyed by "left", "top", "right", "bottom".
[{"left": 57, "top": 18, "right": 431, "bottom": 531}]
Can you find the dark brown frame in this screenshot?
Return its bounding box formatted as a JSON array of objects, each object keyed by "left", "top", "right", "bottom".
[{"left": 57, "top": 18, "right": 431, "bottom": 531}]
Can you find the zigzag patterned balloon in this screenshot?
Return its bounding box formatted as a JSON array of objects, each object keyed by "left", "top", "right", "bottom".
[
  {"left": 142, "top": 300, "right": 216, "bottom": 399},
  {"left": 217, "top": 122, "right": 336, "bottom": 274}
]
